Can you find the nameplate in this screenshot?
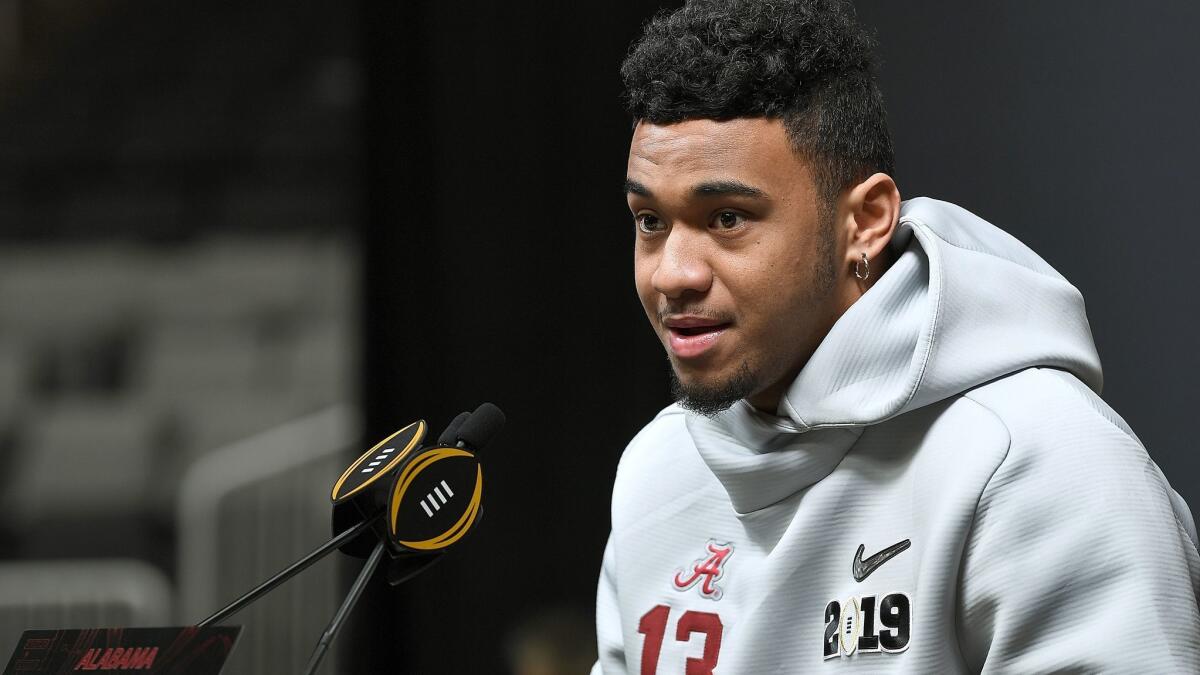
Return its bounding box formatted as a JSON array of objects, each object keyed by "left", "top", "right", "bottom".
[{"left": 3, "top": 626, "right": 240, "bottom": 674}]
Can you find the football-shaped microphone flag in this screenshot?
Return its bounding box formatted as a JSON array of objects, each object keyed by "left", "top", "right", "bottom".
[
  {"left": 331, "top": 420, "right": 426, "bottom": 503},
  {"left": 387, "top": 402, "right": 505, "bottom": 553},
  {"left": 330, "top": 420, "right": 426, "bottom": 557},
  {"left": 195, "top": 406, "right": 507, "bottom": 675}
]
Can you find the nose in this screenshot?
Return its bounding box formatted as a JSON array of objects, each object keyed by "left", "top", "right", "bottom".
[{"left": 650, "top": 228, "right": 712, "bottom": 300}]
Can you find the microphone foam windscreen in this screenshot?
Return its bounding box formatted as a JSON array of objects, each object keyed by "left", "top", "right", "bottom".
[
  {"left": 437, "top": 411, "right": 471, "bottom": 446},
  {"left": 457, "top": 402, "right": 506, "bottom": 450}
]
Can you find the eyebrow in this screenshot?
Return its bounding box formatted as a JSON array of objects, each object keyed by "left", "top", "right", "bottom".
[
  {"left": 624, "top": 178, "right": 651, "bottom": 197},
  {"left": 623, "top": 178, "right": 768, "bottom": 200},
  {"left": 692, "top": 179, "right": 767, "bottom": 199}
]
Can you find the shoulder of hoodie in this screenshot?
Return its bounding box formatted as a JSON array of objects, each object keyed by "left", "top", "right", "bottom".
[
  {"left": 615, "top": 402, "right": 690, "bottom": 471},
  {"left": 953, "top": 368, "right": 1200, "bottom": 585},
  {"left": 955, "top": 366, "right": 1179, "bottom": 513},
  {"left": 853, "top": 367, "right": 1155, "bottom": 522},
  {"left": 961, "top": 365, "right": 1139, "bottom": 444},
  {"left": 611, "top": 403, "right": 711, "bottom": 494}
]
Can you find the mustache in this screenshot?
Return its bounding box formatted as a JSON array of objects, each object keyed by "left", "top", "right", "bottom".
[{"left": 657, "top": 306, "right": 734, "bottom": 323}]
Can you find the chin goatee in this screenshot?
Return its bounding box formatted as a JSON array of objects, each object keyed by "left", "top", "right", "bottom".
[{"left": 668, "top": 360, "right": 757, "bottom": 418}]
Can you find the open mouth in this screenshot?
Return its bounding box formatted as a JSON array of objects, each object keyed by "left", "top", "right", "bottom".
[
  {"left": 663, "top": 317, "right": 733, "bottom": 358},
  {"left": 670, "top": 324, "right": 730, "bottom": 337}
]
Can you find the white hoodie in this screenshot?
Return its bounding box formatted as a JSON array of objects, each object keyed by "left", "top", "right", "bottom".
[{"left": 593, "top": 197, "right": 1200, "bottom": 674}]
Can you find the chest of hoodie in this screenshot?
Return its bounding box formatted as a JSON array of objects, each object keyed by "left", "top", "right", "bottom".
[{"left": 610, "top": 396, "right": 1009, "bottom": 671}]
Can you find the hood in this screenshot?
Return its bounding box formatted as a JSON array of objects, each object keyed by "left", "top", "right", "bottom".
[
  {"left": 685, "top": 197, "right": 1103, "bottom": 514},
  {"left": 778, "top": 196, "right": 1102, "bottom": 429}
]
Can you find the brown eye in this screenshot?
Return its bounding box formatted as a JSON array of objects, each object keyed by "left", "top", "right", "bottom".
[
  {"left": 636, "top": 213, "right": 664, "bottom": 233},
  {"left": 713, "top": 211, "right": 743, "bottom": 230}
]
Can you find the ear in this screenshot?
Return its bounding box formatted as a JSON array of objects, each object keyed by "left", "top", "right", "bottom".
[{"left": 840, "top": 172, "right": 900, "bottom": 284}]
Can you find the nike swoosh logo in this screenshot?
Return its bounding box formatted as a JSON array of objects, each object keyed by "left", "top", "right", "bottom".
[{"left": 852, "top": 539, "right": 911, "bottom": 582}]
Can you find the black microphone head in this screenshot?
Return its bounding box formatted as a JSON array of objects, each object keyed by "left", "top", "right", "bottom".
[
  {"left": 436, "top": 411, "right": 471, "bottom": 446},
  {"left": 456, "top": 402, "right": 505, "bottom": 450}
]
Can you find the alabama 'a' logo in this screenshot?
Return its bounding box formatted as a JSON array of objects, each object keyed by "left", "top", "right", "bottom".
[{"left": 672, "top": 540, "right": 734, "bottom": 600}]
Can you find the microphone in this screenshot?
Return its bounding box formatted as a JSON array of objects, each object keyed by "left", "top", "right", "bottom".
[
  {"left": 437, "top": 411, "right": 472, "bottom": 445},
  {"left": 383, "top": 403, "right": 506, "bottom": 584},
  {"left": 307, "top": 403, "right": 504, "bottom": 674},
  {"left": 330, "top": 419, "right": 430, "bottom": 558},
  {"left": 329, "top": 406, "right": 484, "bottom": 558},
  {"left": 196, "top": 417, "right": 437, "bottom": 628},
  {"left": 194, "top": 405, "right": 505, "bottom": 637},
  {"left": 455, "top": 402, "right": 506, "bottom": 450}
]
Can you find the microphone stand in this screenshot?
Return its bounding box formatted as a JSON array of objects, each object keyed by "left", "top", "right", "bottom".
[
  {"left": 195, "top": 406, "right": 503, "bottom": 673},
  {"left": 196, "top": 513, "right": 405, "bottom": 675},
  {"left": 197, "top": 513, "right": 381, "bottom": 628},
  {"left": 303, "top": 538, "right": 386, "bottom": 675}
]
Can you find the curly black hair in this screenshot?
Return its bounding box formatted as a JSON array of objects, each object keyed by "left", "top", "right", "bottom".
[{"left": 620, "top": 0, "right": 894, "bottom": 212}]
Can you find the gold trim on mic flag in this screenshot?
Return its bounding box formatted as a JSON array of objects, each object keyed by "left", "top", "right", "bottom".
[{"left": 331, "top": 419, "right": 426, "bottom": 502}]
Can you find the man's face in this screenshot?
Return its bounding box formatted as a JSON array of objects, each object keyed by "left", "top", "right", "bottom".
[{"left": 627, "top": 118, "right": 845, "bottom": 415}]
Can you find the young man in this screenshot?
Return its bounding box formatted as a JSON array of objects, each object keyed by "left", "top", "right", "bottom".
[{"left": 594, "top": 0, "right": 1200, "bottom": 672}]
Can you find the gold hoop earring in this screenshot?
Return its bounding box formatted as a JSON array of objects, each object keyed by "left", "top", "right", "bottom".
[{"left": 854, "top": 252, "right": 870, "bottom": 281}]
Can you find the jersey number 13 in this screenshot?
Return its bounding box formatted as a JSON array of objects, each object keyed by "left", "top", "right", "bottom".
[{"left": 637, "top": 605, "right": 723, "bottom": 675}]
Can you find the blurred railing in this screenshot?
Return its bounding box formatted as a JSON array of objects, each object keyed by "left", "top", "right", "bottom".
[{"left": 178, "top": 403, "right": 360, "bottom": 675}]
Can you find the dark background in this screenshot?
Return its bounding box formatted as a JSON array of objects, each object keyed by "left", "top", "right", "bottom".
[{"left": 358, "top": 0, "right": 1200, "bottom": 672}]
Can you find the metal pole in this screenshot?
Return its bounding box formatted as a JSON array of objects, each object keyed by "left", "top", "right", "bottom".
[
  {"left": 197, "top": 513, "right": 380, "bottom": 628},
  {"left": 302, "top": 538, "right": 386, "bottom": 675}
]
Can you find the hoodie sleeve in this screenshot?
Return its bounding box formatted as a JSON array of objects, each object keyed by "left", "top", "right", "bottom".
[
  {"left": 593, "top": 532, "right": 627, "bottom": 675},
  {"left": 956, "top": 395, "right": 1200, "bottom": 673}
]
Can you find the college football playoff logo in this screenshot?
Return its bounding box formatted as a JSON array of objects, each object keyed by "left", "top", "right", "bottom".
[
  {"left": 672, "top": 540, "right": 734, "bottom": 600},
  {"left": 823, "top": 593, "right": 911, "bottom": 658}
]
